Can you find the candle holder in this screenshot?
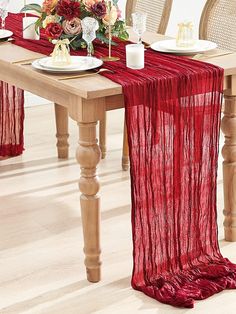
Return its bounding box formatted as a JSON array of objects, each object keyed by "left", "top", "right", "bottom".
[
  {"left": 101, "top": 0, "right": 120, "bottom": 62},
  {"left": 23, "top": 16, "right": 40, "bottom": 40},
  {"left": 126, "top": 44, "right": 144, "bottom": 69},
  {"left": 22, "top": 0, "right": 40, "bottom": 40}
]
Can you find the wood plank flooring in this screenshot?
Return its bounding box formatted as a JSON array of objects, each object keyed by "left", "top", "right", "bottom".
[{"left": 0, "top": 104, "right": 235, "bottom": 314}]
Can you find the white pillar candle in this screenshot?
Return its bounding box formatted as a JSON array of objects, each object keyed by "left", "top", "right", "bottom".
[
  {"left": 126, "top": 44, "right": 144, "bottom": 70},
  {"left": 23, "top": 17, "right": 40, "bottom": 40}
]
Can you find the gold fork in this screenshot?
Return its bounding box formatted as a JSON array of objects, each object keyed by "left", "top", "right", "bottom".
[
  {"left": 58, "top": 68, "right": 114, "bottom": 80},
  {"left": 192, "top": 51, "right": 234, "bottom": 60},
  {"left": 12, "top": 56, "right": 45, "bottom": 65}
]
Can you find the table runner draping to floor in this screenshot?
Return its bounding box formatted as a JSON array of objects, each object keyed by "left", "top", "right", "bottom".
[
  {"left": 0, "top": 78, "right": 24, "bottom": 157},
  {"left": 6, "top": 13, "right": 236, "bottom": 308}
]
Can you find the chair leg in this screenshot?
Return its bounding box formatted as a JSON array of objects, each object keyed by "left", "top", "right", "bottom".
[
  {"left": 99, "top": 113, "right": 107, "bottom": 159},
  {"left": 122, "top": 119, "right": 129, "bottom": 171},
  {"left": 54, "top": 103, "right": 69, "bottom": 159}
]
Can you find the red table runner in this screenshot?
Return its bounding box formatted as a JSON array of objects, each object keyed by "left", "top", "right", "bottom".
[
  {"left": 6, "top": 13, "right": 236, "bottom": 308},
  {"left": 0, "top": 81, "right": 24, "bottom": 156},
  {"left": 0, "top": 14, "right": 25, "bottom": 157}
]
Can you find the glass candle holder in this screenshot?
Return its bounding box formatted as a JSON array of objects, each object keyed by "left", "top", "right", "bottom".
[
  {"left": 126, "top": 44, "right": 144, "bottom": 70},
  {"left": 176, "top": 21, "right": 195, "bottom": 48},
  {"left": 23, "top": 16, "right": 40, "bottom": 40}
]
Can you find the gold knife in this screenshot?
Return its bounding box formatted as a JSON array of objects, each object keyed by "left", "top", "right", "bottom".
[
  {"left": 58, "top": 68, "right": 114, "bottom": 80},
  {"left": 192, "top": 51, "right": 234, "bottom": 60},
  {"left": 12, "top": 56, "right": 45, "bottom": 65}
]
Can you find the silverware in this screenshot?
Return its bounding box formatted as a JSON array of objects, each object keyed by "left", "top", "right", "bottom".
[
  {"left": 58, "top": 68, "right": 114, "bottom": 80},
  {"left": 12, "top": 57, "right": 45, "bottom": 65},
  {"left": 142, "top": 41, "right": 151, "bottom": 49},
  {"left": 192, "top": 51, "right": 234, "bottom": 60},
  {"left": 0, "top": 37, "right": 14, "bottom": 45}
]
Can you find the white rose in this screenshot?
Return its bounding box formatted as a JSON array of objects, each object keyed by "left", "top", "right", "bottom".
[{"left": 43, "top": 15, "right": 60, "bottom": 28}]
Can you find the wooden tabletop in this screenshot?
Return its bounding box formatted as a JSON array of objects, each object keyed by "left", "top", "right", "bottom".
[{"left": 0, "top": 31, "right": 236, "bottom": 103}]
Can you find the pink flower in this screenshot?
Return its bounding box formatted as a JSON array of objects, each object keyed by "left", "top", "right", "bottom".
[
  {"left": 117, "top": 8, "right": 122, "bottom": 19},
  {"left": 62, "top": 17, "right": 82, "bottom": 35},
  {"left": 82, "top": 0, "right": 103, "bottom": 8}
]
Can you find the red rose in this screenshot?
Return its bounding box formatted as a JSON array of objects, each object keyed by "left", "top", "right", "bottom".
[
  {"left": 91, "top": 2, "right": 106, "bottom": 18},
  {"left": 56, "top": 0, "right": 81, "bottom": 20},
  {"left": 45, "top": 22, "right": 63, "bottom": 39}
]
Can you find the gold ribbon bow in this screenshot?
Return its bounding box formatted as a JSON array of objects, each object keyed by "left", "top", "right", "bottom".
[{"left": 178, "top": 21, "right": 193, "bottom": 28}]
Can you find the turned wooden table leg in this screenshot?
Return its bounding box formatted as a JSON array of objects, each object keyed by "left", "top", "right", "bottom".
[
  {"left": 221, "top": 91, "right": 236, "bottom": 241},
  {"left": 99, "top": 113, "right": 107, "bottom": 159},
  {"left": 54, "top": 103, "right": 69, "bottom": 159},
  {"left": 76, "top": 121, "right": 101, "bottom": 282},
  {"left": 122, "top": 119, "right": 129, "bottom": 171}
]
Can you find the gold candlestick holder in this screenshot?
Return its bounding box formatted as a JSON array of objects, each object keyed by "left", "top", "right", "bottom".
[{"left": 101, "top": 1, "right": 120, "bottom": 62}]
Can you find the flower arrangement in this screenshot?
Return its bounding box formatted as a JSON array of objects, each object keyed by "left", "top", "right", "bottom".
[{"left": 22, "top": 0, "right": 129, "bottom": 50}]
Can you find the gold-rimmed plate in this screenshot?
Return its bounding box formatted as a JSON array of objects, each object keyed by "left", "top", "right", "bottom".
[
  {"left": 0, "top": 29, "right": 13, "bottom": 40},
  {"left": 151, "top": 39, "right": 217, "bottom": 54},
  {"left": 33, "top": 56, "right": 103, "bottom": 73}
]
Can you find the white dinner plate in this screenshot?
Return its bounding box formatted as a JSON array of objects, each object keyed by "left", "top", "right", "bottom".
[
  {"left": 0, "top": 29, "right": 13, "bottom": 40},
  {"left": 33, "top": 56, "right": 103, "bottom": 73},
  {"left": 151, "top": 39, "right": 217, "bottom": 54}
]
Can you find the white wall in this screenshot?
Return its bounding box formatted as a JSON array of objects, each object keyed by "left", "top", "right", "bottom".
[
  {"left": 9, "top": 0, "right": 42, "bottom": 12},
  {"left": 10, "top": 0, "right": 207, "bottom": 38},
  {"left": 117, "top": 0, "right": 207, "bottom": 38},
  {"left": 166, "top": 0, "right": 206, "bottom": 38}
]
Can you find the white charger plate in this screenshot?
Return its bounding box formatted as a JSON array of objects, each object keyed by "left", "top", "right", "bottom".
[
  {"left": 33, "top": 56, "right": 103, "bottom": 73},
  {"left": 151, "top": 39, "right": 217, "bottom": 54},
  {"left": 0, "top": 29, "right": 13, "bottom": 40}
]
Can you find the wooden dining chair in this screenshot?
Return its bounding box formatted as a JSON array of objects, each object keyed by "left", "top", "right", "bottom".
[
  {"left": 199, "top": 0, "right": 236, "bottom": 51},
  {"left": 199, "top": 0, "right": 236, "bottom": 121},
  {"left": 99, "top": 0, "right": 173, "bottom": 171}
]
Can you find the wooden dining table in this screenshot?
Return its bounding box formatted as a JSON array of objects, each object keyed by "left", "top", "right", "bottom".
[{"left": 0, "top": 31, "right": 236, "bottom": 283}]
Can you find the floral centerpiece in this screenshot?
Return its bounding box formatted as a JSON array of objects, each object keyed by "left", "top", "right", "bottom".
[{"left": 22, "top": 0, "right": 129, "bottom": 50}]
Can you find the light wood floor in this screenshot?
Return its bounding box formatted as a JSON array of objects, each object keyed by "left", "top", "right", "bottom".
[{"left": 0, "top": 104, "right": 235, "bottom": 314}]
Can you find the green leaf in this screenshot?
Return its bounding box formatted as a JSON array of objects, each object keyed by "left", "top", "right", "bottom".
[
  {"left": 34, "top": 18, "right": 42, "bottom": 35},
  {"left": 20, "top": 4, "right": 42, "bottom": 14},
  {"left": 96, "top": 33, "right": 117, "bottom": 46},
  {"left": 96, "top": 33, "right": 109, "bottom": 44},
  {"left": 69, "top": 38, "right": 87, "bottom": 51},
  {"left": 119, "top": 31, "right": 129, "bottom": 41}
]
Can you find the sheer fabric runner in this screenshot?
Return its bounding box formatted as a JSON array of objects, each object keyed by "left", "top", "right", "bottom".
[
  {"left": 0, "top": 81, "right": 24, "bottom": 157},
  {"left": 7, "top": 13, "right": 236, "bottom": 308}
]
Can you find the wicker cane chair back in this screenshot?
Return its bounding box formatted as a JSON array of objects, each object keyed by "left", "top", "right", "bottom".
[
  {"left": 126, "top": 0, "right": 173, "bottom": 34},
  {"left": 199, "top": 0, "right": 236, "bottom": 51}
]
